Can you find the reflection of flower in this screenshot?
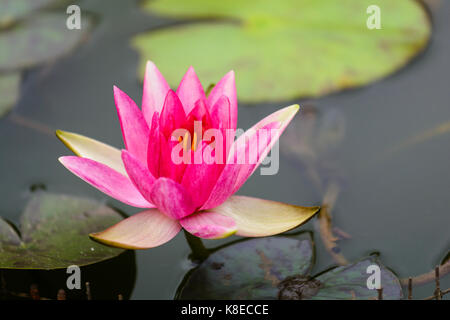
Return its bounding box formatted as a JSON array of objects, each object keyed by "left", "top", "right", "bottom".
[
  {"left": 281, "top": 104, "right": 346, "bottom": 191},
  {"left": 57, "top": 61, "right": 319, "bottom": 249}
]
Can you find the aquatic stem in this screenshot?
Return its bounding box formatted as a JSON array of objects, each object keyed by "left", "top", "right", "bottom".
[{"left": 183, "top": 230, "right": 210, "bottom": 262}]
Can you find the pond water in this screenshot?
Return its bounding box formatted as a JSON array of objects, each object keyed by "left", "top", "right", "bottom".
[{"left": 0, "top": 0, "right": 448, "bottom": 299}]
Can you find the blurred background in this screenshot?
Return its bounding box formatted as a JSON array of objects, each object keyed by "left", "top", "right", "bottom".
[{"left": 0, "top": 0, "right": 448, "bottom": 299}]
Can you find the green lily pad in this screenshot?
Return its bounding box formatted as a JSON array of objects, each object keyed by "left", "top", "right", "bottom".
[
  {"left": 134, "top": 0, "right": 430, "bottom": 103},
  {"left": 0, "top": 72, "right": 20, "bottom": 118},
  {"left": 0, "top": 0, "right": 56, "bottom": 28},
  {"left": 310, "top": 256, "right": 403, "bottom": 300},
  {"left": 178, "top": 233, "right": 403, "bottom": 300},
  {"left": 177, "top": 234, "right": 314, "bottom": 299},
  {"left": 0, "top": 192, "right": 125, "bottom": 270},
  {"left": 0, "top": 12, "right": 92, "bottom": 72},
  {"left": 278, "top": 256, "right": 402, "bottom": 300}
]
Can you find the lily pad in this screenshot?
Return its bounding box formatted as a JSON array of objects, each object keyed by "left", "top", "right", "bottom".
[
  {"left": 178, "top": 234, "right": 403, "bottom": 299},
  {"left": 176, "top": 234, "right": 314, "bottom": 299},
  {"left": 134, "top": 0, "right": 430, "bottom": 103},
  {"left": 0, "top": 0, "right": 57, "bottom": 28},
  {"left": 0, "top": 192, "right": 125, "bottom": 270},
  {"left": 308, "top": 256, "right": 403, "bottom": 300},
  {"left": 0, "top": 12, "right": 92, "bottom": 72},
  {"left": 0, "top": 72, "right": 20, "bottom": 118}
]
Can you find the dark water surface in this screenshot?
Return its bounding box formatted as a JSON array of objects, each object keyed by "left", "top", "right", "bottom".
[{"left": 0, "top": 0, "right": 448, "bottom": 299}]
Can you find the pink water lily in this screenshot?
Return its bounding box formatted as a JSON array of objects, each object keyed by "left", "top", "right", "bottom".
[{"left": 57, "top": 61, "right": 319, "bottom": 249}]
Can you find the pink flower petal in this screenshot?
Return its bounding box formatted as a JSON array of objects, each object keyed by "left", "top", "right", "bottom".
[
  {"left": 113, "top": 86, "right": 149, "bottom": 164},
  {"left": 59, "top": 156, "right": 153, "bottom": 208},
  {"left": 181, "top": 143, "right": 223, "bottom": 208},
  {"left": 121, "top": 150, "right": 156, "bottom": 204},
  {"left": 226, "top": 121, "right": 280, "bottom": 194},
  {"left": 147, "top": 112, "right": 162, "bottom": 178},
  {"left": 201, "top": 105, "right": 300, "bottom": 210},
  {"left": 141, "top": 61, "right": 170, "bottom": 126},
  {"left": 176, "top": 66, "right": 206, "bottom": 115},
  {"left": 158, "top": 136, "right": 186, "bottom": 182},
  {"left": 210, "top": 95, "right": 234, "bottom": 162},
  {"left": 159, "top": 90, "right": 186, "bottom": 138},
  {"left": 147, "top": 108, "right": 186, "bottom": 182},
  {"left": 184, "top": 98, "right": 212, "bottom": 132},
  {"left": 207, "top": 70, "right": 237, "bottom": 130},
  {"left": 180, "top": 211, "right": 237, "bottom": 239},
  {"left": 210, "top": 95, "right": 231, "bottom": 130},
  {"left": 90, "top": 209, "right": 181, "bottom": 249},
  {"left": 149, "top": 177, "right": 196, "bottom": 220}
]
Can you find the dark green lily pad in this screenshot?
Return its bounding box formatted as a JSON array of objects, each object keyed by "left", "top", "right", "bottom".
[
  {"left": 0, "top": 0, "right": 56, "bottom": 28},
  {"left": 0, "top": 192, "right": 125, "bottom": 270},
  {"left": 178, "top": 234, "right": 403, "bottom": 300},
  {"left": 177, "top": 234, "right": 314, "bottom": 299},
  {"left": 309, "top": 256, "right": 403, "bottom": 300},
  {"left": 134, "top": 0, "right": 430, "bottom": 103},
  {"left": 0, "top": 12, "right": 92, "bottom": 72},
  {"left": 0, "top": 72, "right": 20, "bottom": 118}
]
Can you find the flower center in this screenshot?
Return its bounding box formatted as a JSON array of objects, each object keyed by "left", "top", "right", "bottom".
[{"left": 178, "top": 131, "right": 199, "bottom": 152}]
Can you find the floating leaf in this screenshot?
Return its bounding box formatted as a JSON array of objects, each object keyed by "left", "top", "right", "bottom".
[
  {"left": 1, "top": 250, "right": 137, "bottom": 300},
  {"left": 0, "top": 72, "right": 20, "bottom": 118},
  {"left": 177, "top": 234, "right": 314, "bottom": 299},
  {"left": 0, "top": 12, "right": 92, "bottom": 72},
  {"left": 134, "top": 0, "right": 431, "bottom": 103},
  {"left": 178, "top": 233, "right": 403, "bottom": 300},
  {"left": 309, "top": 256, "right": 403, "bottom": 300},
  {"left": 0, "top": 192, "right": 125, "bottom": 270},
  {"left": 0, "top": 0, "right": 56, "bottom": 28}
]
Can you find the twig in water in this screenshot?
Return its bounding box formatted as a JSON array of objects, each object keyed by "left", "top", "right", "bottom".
[
  {"left": 435, "top": 266, "right": 442, "bottom": 300},
  {"left": 400, "top": 260, "right": 450, "bottom": 287},
  {"left": 86, "top": 282, "right": 92, "bottom": 300},
  {"left": 317, "top": 182, "right": 349, "bottom": 266},
  {"left": 377, "top": 288, "right": 383, "bottom": 300},
  {"left": 30, "top": 284, "right": 40, "bottom": 300},
  {"left": 57, "top": 289, "right": 66, "bottom": 300},
  {"left": 408, "top": 278, "right": 413, "bottom": 300},
  {"left": 423, "top": 288, "right": 450, "bottom": 301}
]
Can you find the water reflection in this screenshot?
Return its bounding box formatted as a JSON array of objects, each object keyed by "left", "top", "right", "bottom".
[{"left": 1, "top": 250, "right": 136, "bottom": 300}]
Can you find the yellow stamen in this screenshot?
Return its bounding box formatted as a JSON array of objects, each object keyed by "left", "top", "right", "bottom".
[
  {"left": 192, "top": 132, "right": 198, "bottom": 152},
  {"left": 183, "top": 132, "right": 189, "bottom": 151}
]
